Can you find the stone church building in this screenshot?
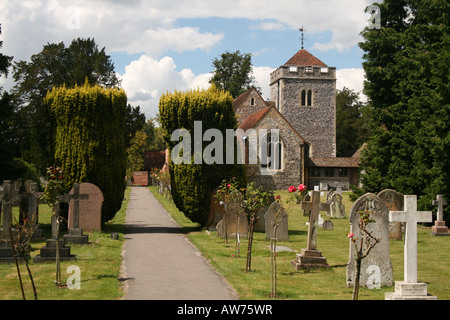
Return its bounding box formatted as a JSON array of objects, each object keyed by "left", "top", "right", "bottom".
[{"left": 234, "top": 49, "right": 361, "bottom": 191}]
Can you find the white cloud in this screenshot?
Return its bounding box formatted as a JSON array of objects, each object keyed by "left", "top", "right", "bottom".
[
  {"left": 118, "top": 55, "right": 212, "bottom": 119},
  {"left": 336, "top": 68, "right": 367, "bottom": 101},
  {"left": 252, "top": 66, "right": 275, "bottom": 100}
]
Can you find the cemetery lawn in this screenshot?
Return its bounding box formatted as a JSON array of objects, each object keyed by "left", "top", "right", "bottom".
[
  {"left": 150, "top": 187, "right": 450, "bottom": 300},
  {"left": 0, "top": 187, "right": 130, "bottom": 300}
]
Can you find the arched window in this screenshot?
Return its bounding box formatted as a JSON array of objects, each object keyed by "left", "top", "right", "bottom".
[
  {"left": 260, "top": 132, "right": 283, "bottom": 171},
  {"left": 301, "top": 90, "right": 306, "bottom": 106},
  {"left": 250, "top": 97, "right": 255, "bottom": 106},
  {"left": 301, "top": 90, "right": 313, "bottom": 107}
]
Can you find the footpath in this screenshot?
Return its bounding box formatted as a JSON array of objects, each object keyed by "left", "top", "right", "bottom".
[{"left": 120, "top": 186, "right": 238, "bottom": 300}]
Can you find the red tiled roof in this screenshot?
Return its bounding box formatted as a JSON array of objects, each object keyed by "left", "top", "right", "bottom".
[
  {"left": 238, "top": 107, "right": 306, "bottom": 144},
  {"left": 284, "top": 49, "right": 327, "bottom": 67},
  {"left": 239, "top": 107, "right": 272, "bottom": 132}
]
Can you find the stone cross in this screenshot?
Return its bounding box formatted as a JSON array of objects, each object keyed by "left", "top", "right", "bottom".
[
  {"left": 389, "top": 195, "right": 432, "bottom": 283},
  {"left": 432, "top": 195, "right": 447, "bottom": 222},
  {"left": 58, "top": 184, "right": 89, "bottom": 230},
  {"left": 301, "top": 191, "right": 330, "bottom": 250}
]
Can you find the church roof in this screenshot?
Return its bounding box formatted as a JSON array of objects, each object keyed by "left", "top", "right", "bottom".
[
  {"left": 239, "top": 106, "right": 305, "bottom": 144},
  {"left": 284, "top": 49, "right": 327, "bottom": 67}
]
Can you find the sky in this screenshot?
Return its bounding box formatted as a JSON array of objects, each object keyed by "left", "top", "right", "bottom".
[{"left": 0, "top": 0, "right": 374, "bottom": 120}]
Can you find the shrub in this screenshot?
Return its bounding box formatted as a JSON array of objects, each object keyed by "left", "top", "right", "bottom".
[
  {"left": 159, "top": 86, "right": 246, "bottom": 226},
  {"left": 45, "top": 81, "right": 127, "bottom": 224}
]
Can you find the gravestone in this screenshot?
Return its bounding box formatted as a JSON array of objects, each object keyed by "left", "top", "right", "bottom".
[
  {"left": 34, "top": 200, "right": 76, "bottom": 263},
  {"left": 68, "top": 183, "right": 103, "bottom": 232},
  {"left": 265, "top": 201, "right": 289, "bottom": 242},
  {"left": 378, "top": 189, "right": 404, "bottom": 240},
  {"left": 291, "top": 191, "right": 330, "bottom": 269},
  {"left": 346, "top": 193, "right": 393, "bottom": 289},
  {"left": 62, "top": 183, "right": 90, "bottom": 245},
  {"left": 216, "top": 190, "right": 248, "bottom": 239},
  {"left": 431, "top": 194, "right": 448, "bottom": 236},
  {"left": 385, "top": 195, "right": 437, "bottom": 300},
  {"left": 329, "top": 192, "right": 346, "bottom": 219}
]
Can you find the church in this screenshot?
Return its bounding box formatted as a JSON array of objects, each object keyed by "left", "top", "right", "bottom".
[{"left": 233, "top": 48, "right": 362, "bottom": 191}]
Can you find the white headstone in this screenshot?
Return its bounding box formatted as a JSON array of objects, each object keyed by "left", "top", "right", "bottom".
[{"left": 385, "top": 195, "right": 437, "bottom": 300}]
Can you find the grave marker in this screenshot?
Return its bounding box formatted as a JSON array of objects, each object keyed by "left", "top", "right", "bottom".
[
  {"left": 385, "top": 195, "right": 437, "bottom": 300},
  {"left": 34, "top": 199, "right": 76, "bottom": 263},
  {"left": 217, "top": 190, "right": 248, "bottom": 239},
  {"left": 378, "top": 189, "right": 404, "bottom": 240},
  {"left": 346, "top": 193, "right": 393, "bottom": 289},
  {"left": 265, "top": 201, "right": 289, "bottom": 242},
  {"left": 291, "top": 191, "right": 330, "bottom": 269},
  {"left": 61, "top": 183, "right": 90, "bottom": 244},
  {"left": 431, "top": 194, "right": 448, "bottom": 236}
]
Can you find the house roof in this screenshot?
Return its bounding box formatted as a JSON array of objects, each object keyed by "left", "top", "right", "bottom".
[
  {"left": 306, "top": 157, "right": 360, "bottom": 168},
  {"left": 233, "top": 87, "right": 271, "bottom": 111},
  {"left": 284, "top": 49, "right": 327, "bottom": 67},
  {"left": 238, "top": 106, "right": 305, "bottom": 144},
  {"left": 239, "top": 107, "right": 272, "bottom": 132}
]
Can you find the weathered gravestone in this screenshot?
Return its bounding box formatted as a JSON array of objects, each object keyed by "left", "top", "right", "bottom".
[
  {"left": 385, "top": 195, "right": 437, "bottom": 300},
  {"left": 34, "top": 195, "right": 76, "bottom": 263},
  {"left": 431, "top": 194, "right": 448, "bottom": 236},
  {"left": 329, "top": 192, "right": 346, "bottom": 219},
  {"left": 346, "top": 193, "right": 393, "bottom": 289},
  {"left": 0, "top": 181, "right": 20, "bottom": 263},
  {"left": 216, "top": 190, "right": 248, "bottom": 239},
  {"left": 291, "top": 191, "right": 330, "bottom": 269},
  {"left": 68, "top": 183, "right": 103, "bottom": 232},
  {"left": 265, "top": 201, "right": 289, "bottom": 242},
  {"left": 378, "top": 189, "right": 404, "bottom": 240}
]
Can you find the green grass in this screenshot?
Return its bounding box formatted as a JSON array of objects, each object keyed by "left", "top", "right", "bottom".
[
  {"left": 150, "top": 186, "right": 450, "bottom": 300},
  {"left": 0, "top": 187, "right": 130, "bottom": 300}
]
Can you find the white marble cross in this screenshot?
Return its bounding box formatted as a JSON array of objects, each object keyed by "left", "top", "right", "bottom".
[
  {"left": 432, "top": 194, "right": 447, "bottom": 222},
  {"left": 389, "top": 195, "right": 432, "bottom": 283}
]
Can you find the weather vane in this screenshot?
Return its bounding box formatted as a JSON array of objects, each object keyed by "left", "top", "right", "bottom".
[{"left": 299, "top": 26, "right": 306, "bottom": 49}]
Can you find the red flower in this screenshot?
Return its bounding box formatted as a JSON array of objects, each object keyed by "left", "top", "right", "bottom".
[
  {"left": 288, "top": 185, "right": 297, "bottom": 193},
  {"left": 298, "top": 184, "right": 306, "bottom": 192},
  {"left": 275, "top": 195, "right": 281, "bottom": 200},
  {"left": 347, "top": 232, "right": 354, "bottom": 238},
  {"left": 227, "top": 183, "right": 231, "bottom": 188}
]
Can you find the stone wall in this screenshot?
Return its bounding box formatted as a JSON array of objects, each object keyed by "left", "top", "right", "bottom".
[
  {"left": 234, "top": 88, "right": 270, "bottom": 126},
  {"left": 270, "top": 65, "right": 337, "bottom": 158},
  {"left": 245, "top": 108, "right": 304, "bottom": 191}
]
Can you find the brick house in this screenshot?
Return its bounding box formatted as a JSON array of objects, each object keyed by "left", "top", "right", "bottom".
[{"left": 233, "top": 49, "right": 362, "bottom": 191}]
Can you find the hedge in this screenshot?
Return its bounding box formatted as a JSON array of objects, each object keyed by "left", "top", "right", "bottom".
[
  {"left": 159, "top": 86, "right": 246, "bottom": 226},
  {"left": 45, "top": 82, "right": 127, "bottom": 224}
]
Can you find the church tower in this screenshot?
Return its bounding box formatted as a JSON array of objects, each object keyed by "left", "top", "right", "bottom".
[{"left": 269, "top": 49, "right": 336, "bottom": 158}]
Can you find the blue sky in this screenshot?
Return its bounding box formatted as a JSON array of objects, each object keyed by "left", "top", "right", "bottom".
[{"left": 0, "top": 0, "right": 373, "bottom": 119}]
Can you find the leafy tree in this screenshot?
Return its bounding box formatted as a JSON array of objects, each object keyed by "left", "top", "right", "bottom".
[
  {"left": 124, "top": 104, "right": 146, "bottom": 149},
  {"left": 358, "top": 0, "right": 450, "bottom": 222},
  {"left": 209, "top": 50, "right": 259, "bottom": 98},
  {"left": 126, "top": 120, "right": 156, "bottom": 172},
  {"left": 336, "top": 87, "right": 369, "bottom": 156},
  {"left": 11, "top": 38, "right": 120, "bottom": 174}
]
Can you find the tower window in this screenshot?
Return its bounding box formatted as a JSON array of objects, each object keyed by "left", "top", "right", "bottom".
[
  {"left": 305, "top": 66, "right": 313, "bottom": 72},
  {"left": 301, "top": 90, "right": 313, "bottom": 107},
  {"left": 307, "top": 90, "right": 312, "bottom": 106},
  {"left": 289, "top": 66, "right": 297, "bottom": 72}
]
